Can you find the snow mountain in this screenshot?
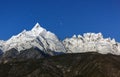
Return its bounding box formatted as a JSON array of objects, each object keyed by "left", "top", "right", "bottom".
[
  {"left": 0, "top": 23, "right": 120, "bottom": 61},
  {"left": 63, "top": 33, "right": 120, "bottom": 55},
  {"left": 0, "top": 23, "right": 66, "bottom": 56}
]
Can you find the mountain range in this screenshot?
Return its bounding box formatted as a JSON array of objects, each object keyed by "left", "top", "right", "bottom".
[
  {"left": 0, "top": 23, "right": 120, "bottom": 62},
  {"left": 1, "top": 23, "right": 120, "bottom": 77}
]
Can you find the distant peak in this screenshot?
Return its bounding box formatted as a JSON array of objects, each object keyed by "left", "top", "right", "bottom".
[
  {"left": 31, "top": 23, "right": 46, "bottom": 32},
  {"left": 35, "top": 22, "right": 40, "bottom": 27},
  {"left": 83, "top": 32, "right": 103, "bottom": 39},
  {"left": 72, "top": 35, "right": 77, "bottom": 38},
  {"left": 32, "top": 23, "right": 41, "bottom": 30},
  {"left": 31, "top": 23, "right": 47, "bottom": 36}
]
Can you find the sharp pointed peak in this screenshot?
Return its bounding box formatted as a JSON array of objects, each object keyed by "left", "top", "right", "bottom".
[
  {"left": 36, "top": 22, "right": 40, "bottom": 26},
  {"left": 32, "top": 23, "right": 41, "bottom": 29},
  {"left": 31, "top": 23, "right": 45, "bottom": 31},
  {"left": 31, "top": 22, "right": 48, "bottom": 35}
]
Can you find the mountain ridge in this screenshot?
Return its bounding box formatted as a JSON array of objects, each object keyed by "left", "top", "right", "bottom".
[
  {"left": 63, "top": 32, "right": 120, "bottom": 55},
  {"left": 0, "top": 23, "right": 120, "bottom": 77},
  {"left": 0, "top": 23, "right": 120, "bottom": 61}
]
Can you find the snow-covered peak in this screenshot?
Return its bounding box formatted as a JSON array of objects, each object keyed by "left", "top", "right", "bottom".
[
  {"left": 83, "top": 32, "right": 103, "bottom": 40},
  {"left": 0, "top": 23, "right": 120, "bottom": 56},
  {"left": 0, "top": 23, "right": 66, "bottom": 54},
  {"left": 32, "top": 23, "right": 41, "bottom": 30},
  {"left": 31, "top": 23, "right": 46, "bottom": 35},
  {"left": 63, "top": 33, "right": 120, "bottom": 55}
]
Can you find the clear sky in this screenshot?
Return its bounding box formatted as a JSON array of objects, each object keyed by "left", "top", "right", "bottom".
[{"left": 0, "top": 0, "right": 120, "bottom": 41}]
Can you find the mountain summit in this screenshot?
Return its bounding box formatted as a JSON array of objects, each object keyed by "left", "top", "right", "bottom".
[{"left": 31, "top": 23, "right": 47, "bottom": 36}]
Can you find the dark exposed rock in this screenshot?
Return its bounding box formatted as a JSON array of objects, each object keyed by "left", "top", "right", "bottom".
[
  {"left": 0, "top": 47, "right": 50, "bottom": 62},
  {"left": 2, "top": 48, "right": 19, "bottom": 58},
  {"left": 0, "top": 52, "right": 120, "bottom": 77}
]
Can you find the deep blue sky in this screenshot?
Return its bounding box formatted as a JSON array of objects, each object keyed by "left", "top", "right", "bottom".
[{"left": 0, "top": 0, "right": 120, "bottom": 41}]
